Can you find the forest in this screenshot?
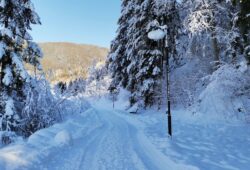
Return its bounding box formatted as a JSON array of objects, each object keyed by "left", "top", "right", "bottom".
[{"left": 0, "top": 0, "right": 249, "bottom": 170}]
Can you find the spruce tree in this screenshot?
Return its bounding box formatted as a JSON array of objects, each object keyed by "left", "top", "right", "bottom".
[
  {"left": 107, "top": 0, "right": 135, "bottom": 90},
  {"left": 108, "top": 0, "right": 181, "bottom": 108},
  {"left": 0, "top": 0, "right": 42, "bottom": 133},
  {"left": 129, "top": 0, "right": 163, "bottom": 107}
]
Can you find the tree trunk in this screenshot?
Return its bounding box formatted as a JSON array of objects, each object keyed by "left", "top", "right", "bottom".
[
  {"left": 211, "top": 30, "right": 220, "bottom": 69},
  {"left": 210, "top": 9, "right": 220, "bottom": 69}
]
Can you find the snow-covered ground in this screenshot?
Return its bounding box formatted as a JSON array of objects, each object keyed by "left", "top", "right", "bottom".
[
  {"left": 0, "top": 96, "right": 249, "bottom": 170},
  {"left": 137, "top": 109, "right": 250, "bottom": 170}
]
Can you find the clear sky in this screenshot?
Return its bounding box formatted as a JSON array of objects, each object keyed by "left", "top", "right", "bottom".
[{"left": 31, "top": 0, "right": 121, "bottom": 48}]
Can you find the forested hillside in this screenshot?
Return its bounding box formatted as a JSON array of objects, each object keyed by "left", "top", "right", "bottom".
[{"left": 38, "top": 42, "right": 108, "bottom": 83}]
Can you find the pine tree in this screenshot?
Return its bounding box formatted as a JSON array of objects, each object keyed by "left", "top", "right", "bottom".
[
  {"left": 128, "top": 0, "right": 182, "bottom": 107},
  {"left": 107, "top": 0, "right": 135, "bottom": 90},
  {"left": 128, "top": 0, "right": 163, "bottom": 107},
  {"left": 109, "top": 0, "right": 162, "bottom": 107},
  {"left": 108, "top": 0, "right": 181, "bottom": 108},
  {"left": 0, "top": 0, "right": 42, "bottom": 133}
]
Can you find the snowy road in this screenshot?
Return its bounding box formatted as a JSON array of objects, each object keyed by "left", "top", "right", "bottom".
[
  {"left": 32, "top": 105, "right": 197, "bottom": 170},
  {"left": 1, "top": 99, "right": 249, "bottom": 170}
]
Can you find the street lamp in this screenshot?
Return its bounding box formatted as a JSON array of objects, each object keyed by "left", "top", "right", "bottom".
[{"left": 148, "top": 26, "right": 172, "bottom": 137}]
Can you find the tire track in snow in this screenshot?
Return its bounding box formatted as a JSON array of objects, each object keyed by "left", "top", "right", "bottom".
[
  {"left": 76, "top": 108, "right": 146, "bottom": 170},
  {"left": 89, "top": 107, "right": 198, "bottom": 170},
  {"left": 35, "top": 109, "right": 106, "bottom": 170},
  {"left": 29, "top": 105, "right": 199, "bottom": 170}
]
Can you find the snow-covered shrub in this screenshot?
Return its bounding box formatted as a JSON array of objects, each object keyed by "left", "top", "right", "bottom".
[
  {"left": 0, "top": 131, "right": 16, "bottom": 145},
  {"left": 195, "top": 63, "right": 250, "bottom": 122},
  {"left": 170, "top": 58, "right": 212, "bottom": 109},
  {"left": 57, "top": 95, "right": 90, "bottom": 119},
  {"left": 51, "top": 80, "right": 90, "bottom": 119},
  {"left": 85, "top": 60, "right": 111, "bottom": 97},
  {"left": 67, "top": 78, "right": 86, "bottom": 95},
  {"left": 21, "top": 78, "right": 60, "bottom": 137}
]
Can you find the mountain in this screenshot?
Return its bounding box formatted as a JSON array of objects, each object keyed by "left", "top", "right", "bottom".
[{"left": 37, "top": 42, "right": 109, "bottom": 83}]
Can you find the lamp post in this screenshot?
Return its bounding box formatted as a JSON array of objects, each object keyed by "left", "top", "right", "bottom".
[
  {"left": 148, "top": 27, "right": 172, "bottom": 137},
  {"left": 166, "top": 45, "right": 172, "bottom": 137}
]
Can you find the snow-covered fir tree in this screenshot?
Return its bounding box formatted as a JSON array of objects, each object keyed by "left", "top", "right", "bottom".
[
  {"left": 128, "top": 0, "right": 167, "bottom": 107},
  {"left": 0, "top": 0, "right": 42, "bottom": 133},
  {"left": 108, "top": 0, "right": 249, "bottom": 109},
  {"left": 108, "top": 0, "right": 181, "bottom": 108},
  {"left": 107, "top": 0, "right": 135, "bottom": 90}
]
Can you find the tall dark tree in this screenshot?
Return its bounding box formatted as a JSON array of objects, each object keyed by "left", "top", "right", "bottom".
[
  {"left": 232, "top": 0, "right": 250, "bottom": 64},
  {"left": 108, "top": 0, "right": 181, "bottom": 108},
  {"left": 107, "top": 0, "right": 135, "bottom": 90},
  {"left": 0, "top": 0, "right": 42, "bottom": 132},
  {"left": 125, "top": 0, "right": 163, "bottom": 107}
]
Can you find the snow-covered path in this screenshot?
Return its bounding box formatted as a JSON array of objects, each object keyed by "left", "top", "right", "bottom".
[
  {"left": 33, "top": 105, "right": 197, "bottom": 170},
  {"left": 1, "top": 99, "right": 250, "bottom": 170}
]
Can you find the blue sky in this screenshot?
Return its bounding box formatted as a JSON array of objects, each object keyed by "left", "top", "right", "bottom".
[{"left": 31, "top": 0, "right": 121, "bottom": 48}]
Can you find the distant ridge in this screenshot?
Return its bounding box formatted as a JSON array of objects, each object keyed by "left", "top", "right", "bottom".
[{"left": 37, "top": 42, "right": 109, "bottom": 83}]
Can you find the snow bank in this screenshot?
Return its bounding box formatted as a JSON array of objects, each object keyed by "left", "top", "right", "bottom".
[
  {"left": 116, "top": 88, "right": 131, "bottom": 109},
  {"left": 54, "top": 130, "right": 72, "bottom": 147},
  {"left": 0, "top": 113, "right": 88, "bottom": 169},
  {"left": 0, "top": 132, "right": 23, "bottom": 149},
  {"left": 170, "top": 58, "right": 211, "bottom": 109},
  {"left": 195, "top": 64, "right": 250, "bottom": 122},
  {"left": 0, "top": 97, "right": 91, "bottom": 170}
]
